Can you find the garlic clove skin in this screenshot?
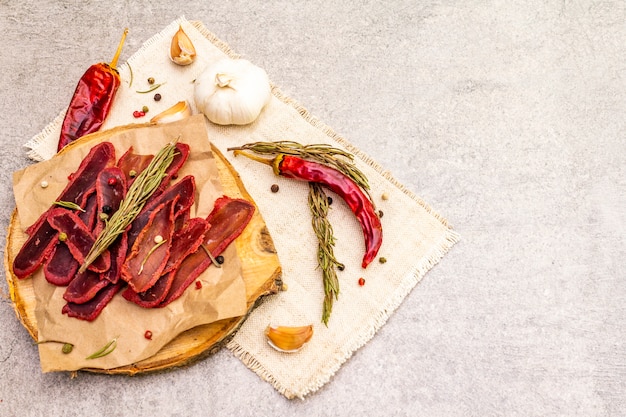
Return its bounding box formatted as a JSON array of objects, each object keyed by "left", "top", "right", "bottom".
[
  {"left": 150, "top": 100, "right": 192, "bottom": 124},
  {"left": 194, "top": 58, "right": 272, "bottom": 126},
  {"left": 170, "top": 25, "right": 196, "bottom": 66},
  {"left": 265, "top": 324, "right": 314, "bottom": 353}
]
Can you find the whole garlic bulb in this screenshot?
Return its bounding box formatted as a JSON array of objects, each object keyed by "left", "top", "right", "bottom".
[{"left": 194, "top": 58, "right": 272, "bottom": 125}]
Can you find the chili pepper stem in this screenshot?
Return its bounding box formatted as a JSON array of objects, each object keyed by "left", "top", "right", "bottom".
[
  {"left": 110, "top": 28, "right": 129, "bottom": 69},
  {"left": 233, "top": 150, "right": 291, "bottom": 179},
  {"left": 232, "top": 150, "right": 285, "bottom": 176},
  {"left": 231, "top": 150, "right": 272, "bottom": 165}
]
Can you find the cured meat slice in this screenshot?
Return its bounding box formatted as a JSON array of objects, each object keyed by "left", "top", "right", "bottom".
[
  {"left": 13, "top": 217, "right": 58, "bottom": 279},
  {"left": 96, "top": 166, "right": 126, "bottom": 213},
  {"left": 163, "top": 218, "right": 210, "bottom": 274},
  {"left": 78, "top": 190, "right": 98, "bottom": 231},
  {"left": 174, "top": 207, "right": 190, "bottom": 232},
  {"left": 146, "top": 174, "right": 196, "bottom": 216},
  {"left": 122, "top": 270, "right": 173, "bottom": 308},
  {"left": 116, "top": 146, "right": 154, "bottom": 186},
  {"left": 94, "top": 166, "right": 126, "bottom": 235},
  {"left": 47, "top": 208, "right": 111, "bottom": 273},
  {"left": 14, "top": 142, "right": 115, "bottom": 279},
  {"left": 43, "top": 188, "right": 97, "bottom": 284},
  {"left": 126, "top": 175, "right": 196, "bottom": 251},
  {"left": 63, "top": 269, "right": 108, "bottom": 304},
  {"left": 121, "top": 200, "right": 176, "bottom": 293},
  {"left": 122, "top": 217, "right": 210, "bottom": 308},
  {"left": 26, "top": 142, "right": 116, "bottom": 236},
  {"left": 43, "top": 243, "right": 79, "bottom": 286},
  {"left": 57, "top": 142, "right": 116, "bottom": 206},
  {"left": 159, "top": 196, "right": 255, "bottom": 307},
  {"left": 62, "top": 281, "right": 123, "bottom": 322},
  {"left": 101, "top": 233, "right": 127, "bottom": 284},
  {"left": 204, "top": 196, "right": 256, "bottom": 257}
]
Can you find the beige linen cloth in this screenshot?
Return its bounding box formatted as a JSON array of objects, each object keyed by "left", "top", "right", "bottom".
[{"left": 24, "top": 17, "right": 459, "bottom": 399}]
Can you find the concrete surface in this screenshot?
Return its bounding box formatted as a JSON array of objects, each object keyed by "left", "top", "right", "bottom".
[{"left": 1, "top": 1, "right": 625, "bottom": 416}]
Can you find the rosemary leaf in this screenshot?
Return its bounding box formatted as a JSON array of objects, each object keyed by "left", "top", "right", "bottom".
[
  {"left": 136, "top": 82, "right": 166, "bottom": 94},
  {"left": 79, "top": 140, "right": 178, "bottom": 273},
  {"left": 138, "top": 239, "right": 167, "bottom": 275},
  {"left": 86, "top": 337, "right": 118, "bottom": 360},
  {"left": 128, "top": 62, "right": 134, "bottom": 88},
  {"left": 308, "top": 182, "right": 343, "bottom": 325},
  {"left": 53, "top": 200, "right": 85, "bottom": 212}
]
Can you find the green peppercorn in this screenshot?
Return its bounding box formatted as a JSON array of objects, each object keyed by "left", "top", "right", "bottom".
[
  {"left": 379, "top": 257, "right": 387, "bottom": 264},
  {"left": 62, "top": 343, "right": 74, "bottom": 354},
  {"left": 129, "top": 169, "right": 137, "bottom": 178},
  {"left": 142, "top": 105, "right": 149, "bottom": 113},
  {"left": 58, "top": 232, "right": 68, "bottom": 242}
]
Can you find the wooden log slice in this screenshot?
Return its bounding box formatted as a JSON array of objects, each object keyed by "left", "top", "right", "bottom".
[{"left": 4, "top": 130, "right": 282, "bottom": 375}]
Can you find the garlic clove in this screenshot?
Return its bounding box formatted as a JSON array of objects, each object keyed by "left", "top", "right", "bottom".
[
  {"left": 265, "top": 324, "right": 313, "bottom": 353},
  {"left": 169, "top": 25, "right": 196, "bottom": 66},
  {"left": 150, "top": 100, "right": 192, "bottom": 124}
]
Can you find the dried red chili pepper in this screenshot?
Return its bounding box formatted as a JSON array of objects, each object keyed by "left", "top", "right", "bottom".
[
  {"left": 235, "top": 152, "right": 383, "bottom": 268},
  {"left": 57, "top": 29, "right": 128, "bottom": 151}
]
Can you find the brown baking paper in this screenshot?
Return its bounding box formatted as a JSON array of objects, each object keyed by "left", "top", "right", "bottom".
[{"left": 12, "top": 115, "right": 247, "bottom": 372}]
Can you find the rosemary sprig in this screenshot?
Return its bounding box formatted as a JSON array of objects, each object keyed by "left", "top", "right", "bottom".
[
  {"left": 309, "top": 182, "right": 344, "bottom": 325},
  {"left": 228, "top": 141, "right": 373, "bottom": 204},
  {"left": 79, "top": 140, "right": 178, "bottom": 273}
]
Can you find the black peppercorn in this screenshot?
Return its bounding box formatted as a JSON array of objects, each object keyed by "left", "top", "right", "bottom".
[
  {"left": 102, "top": 205, "right": 113, "bottom": 214},
  {"left": 154, "top": 93, "right": 162, "bottom": 101},
  {"left": 215, "top": 255, "right": 225, "bottom": 265}
]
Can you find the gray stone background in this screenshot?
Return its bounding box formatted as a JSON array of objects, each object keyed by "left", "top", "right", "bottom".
[{"left": 1, "top": 1, "right": 624, "bottom": 416}]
